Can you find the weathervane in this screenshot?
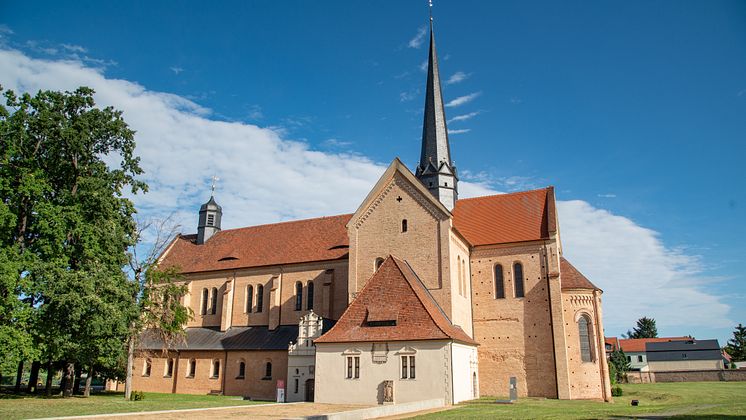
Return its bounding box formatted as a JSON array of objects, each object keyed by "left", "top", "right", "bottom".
[{"left": 210, "top": 174, "right": 219, "bottom": 195}]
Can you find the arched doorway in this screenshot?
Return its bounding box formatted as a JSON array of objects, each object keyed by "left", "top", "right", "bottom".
[{"left": 305, "top": 379, "right": 315, "bottom": 402}]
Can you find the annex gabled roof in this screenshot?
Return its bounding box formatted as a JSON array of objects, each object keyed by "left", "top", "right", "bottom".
[
  {"left": 315, "top": 256, "right": 477, "bottom": 345},
  {"left": 452, "top": 187, "right": 556, "bottom": 246},
  {"left": 159, "top": 214, "right": 352, "bottom": 274},
  {"left": 560, "top": 257, "right": 600, "bottom": 291},
  {"left": 618, "top": 337, "right": 692, "bottom": 353}
]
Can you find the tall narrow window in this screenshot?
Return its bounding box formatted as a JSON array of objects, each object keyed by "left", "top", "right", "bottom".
[
  {"left": 164, "top": 358, "right": 174, "bottom": 377},
  {"left": 462, "top": 259, "right": 467, "bottom": 296},
  {"left": 375, "top": 257, "right": 384, "bottom": 272},
  {"left": 237, "top": 361, "right": 246, "bottom": 379},
  {"left": 307, "top": 281, "right": 314, "bottom": 310},
  {"left": 345, "top": 356, "right": 360, "bottom": 379},
  {"left": 143, "top": 359, "right": 151, "bottom": 377},
  {"left": 295, "top": 282, "right": 303, "bottom": 311},
  {"left": 355, "top": 356, "right": 360, "bottom": 378},
  {"left": 401, "top": 219, "right": 408, "bottom": 232},
  {"left": 401, "top": 356, "right": 416, "bottom": 379},
  {"left": 513, "top": 262, "right": 525, "bottom": 298},
  {"left": 294, "top": 378, "right": 299, "bottom": 393},
  {"left": 246, "top": 285, "right": 253, "bottom": 313},
  {"left": 347, "top": 357, "right": 353, "bottom": 379},
  {"left": 578, "top": 315, "right": 594, "bottom": 362},
  {"left": 256, "top": 285, "right": 264, "bottom": 312},
  {"left": 457, "top": 256, "right": 463, "bottom": 296},
  {"left": 210, "top": 287, "right": 218, "bottom": 314},
  {"left": 409, "top": 356, "right": 415, "bottom": 379},
  {"left": 494, "top": 265, "right": 505, "bottom": 299},
  {"left": 265, "top": 362, "right": 272, "bottom": 379},
  {"left": 211, "top": 360, "right": 220, "bottom": 378},
  {"left": 187, "top": 359, "right": 196, "bottom": 378},
  {"left": 201, "top": 288, "right": 208, "bottom": 315}
]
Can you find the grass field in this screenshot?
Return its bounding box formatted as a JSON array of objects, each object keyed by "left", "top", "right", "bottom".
[
  {"left": 0, "top": 391, "right": 268, "bottom": 420},
  {"left": 0, "top": 382, "right": 744, "bottom": 419},
  {"left": 417, "top": 382, "right": 746, "bottom": 419}
]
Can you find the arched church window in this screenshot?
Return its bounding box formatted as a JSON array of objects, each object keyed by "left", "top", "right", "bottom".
[
  {"left": 246, "top": 285, "right": 253, "bottom": 313},
  {"left": 210, "top": 287, "right": 218, "bottom": 314},
  {"left": 457, "top": 256, "right": 463, "bottom": 296},
  {"left": 295, "top": 282, "right": 303, "bottom": 311},
  {"left": 494, "top": 265, "right": 505, "bottom": 299},
  {"left": 237, "top": 360, "right": 246, "bottom": 379},
  {"left": 401, "top": 219, "right": 408, "bottom": 233},
  {"left": 201, "top": 288, "right": 208, "bottom": 315},
  {"left": 142, "top": 359, "right": 151, "bottom": 377},
  {"left": 187, "top": 359, "right": 196, "bottom": 378},
  {"left": 211, "top": 359, "right": 220, "bottom": 378},
  {"left": 462, "top": 258, "right": 467, "bottom": 295},
  {"left": 513, "top": 262, "right": 525, "bottom": 298},
  {"left": 264, "top": 362, "right": 272, "bottom": 379},
  {"left": 578, "top": 315, "right": 595, "bottom": 362},
  {"left": 307, "top": 281, "right": 314, "bottom": 310},
  {"left": 256, "top": 285, "right": 264, "bottom": 313},
  {"left": 375, "top": 257, "right": 384, "bottom": 272}
]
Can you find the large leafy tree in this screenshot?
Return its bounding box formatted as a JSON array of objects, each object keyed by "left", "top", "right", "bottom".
[
  {"left": 0, "top": 86, "right": 144, "bottom": 396},
  {"left": 626, "top": 316, "right": 658, "bottom": 339},
  {"left": 725, "top": 323, "right": 746, "bottom": 362}
]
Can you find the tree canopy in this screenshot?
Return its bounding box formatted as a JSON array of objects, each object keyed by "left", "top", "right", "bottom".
[
  {"left": 626, "top": 316, "right": 658, "bottom": 339},
  {"left": 725, "top": 323, "right": 746, "bottom": 362}
]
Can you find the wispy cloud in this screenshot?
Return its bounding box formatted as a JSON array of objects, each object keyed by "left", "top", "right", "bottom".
[
  {"left": 446, "top": 71, "right": 470, "bottom": 85},
  {"left": 323, "top": 138, "right": 352, "bottom": 148},
  {"left": 448, "top": 111, "right": 480, "bottom": 124},
  {"left": 597, "top": 193, "right": 617, "bottom": 198},
  {"left": 408, "top": 26, "right": 427, "bottom": 49},
  {"left": 61, "top": 43, "right": 87, "bottom": 53},
  {"left": 448, "top": 128, "right": 471, "bottom": 135},
  {"left": 0, "top": 24, "right": 14, "bottom": 35},
  {"left": 419, "top": 60, "right": 428, "bottom": 73},
  {"left": 445, "top": 92, "right": 481, "bottom": 107},
  {"left": 738, "top": 89, "right": 746, "bottom": 97},
  {"left": 510, "top": 97, "right": 523, "bottom": 104},
  {"left": 170, "top": 66, "right": 184, "bottom": 75},
  {"left": 399, "top": 88, "right": 420, "bottom": 102},
  {"left": 245, "top": 104, "right": 263, "bottom": 120}
]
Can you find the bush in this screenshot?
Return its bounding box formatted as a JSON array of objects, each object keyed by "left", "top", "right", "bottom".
[
  {"left": 130, "top": 390, "right": 146, "bottom": 401},
  {"left": 611, "top": 385, "right": 623, "bottom": 397}
]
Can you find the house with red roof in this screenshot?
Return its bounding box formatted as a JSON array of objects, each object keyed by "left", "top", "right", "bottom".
[{"left": 123, "top": 13, "right": 612, "bottom": 404}]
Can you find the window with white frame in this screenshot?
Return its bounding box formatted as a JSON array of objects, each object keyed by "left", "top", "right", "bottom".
[
  {"left": 211, "top": 359, "right": 220, "bottom": 378},
  {"left": 401, "top": 355, "right": 416, "bottom": 379},
  {"left": 164, "top": 358, "right": 174, "bottom": 377},
  {"left": 142, "top": 359, "right": 151, "bottom": 377},
  {"left": 346, "top": 356, "right": 360, "bottom": 379},
  {"left": 186, "top": 359, "right": 196, "bottom": 378}
]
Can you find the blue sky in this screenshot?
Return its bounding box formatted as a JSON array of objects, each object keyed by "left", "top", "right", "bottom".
[{"left": 1, "top": 0, "right": 744, "bottom": 343}]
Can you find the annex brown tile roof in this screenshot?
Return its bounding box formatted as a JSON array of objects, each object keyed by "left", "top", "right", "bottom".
[
  {"left": 618, "top": 337, "right": 691, "bottom": 353},
  {"left": 315, "top": 256, "right": 477, "bottom": 345},
  {"left": 159, "top": 214, "right": 352, "bottom": 274},
  {"left": 452, "top": 187, "right": 554, "bottom": 246},
  {"left": 560, "top": 257, "right": 599, "bottom": 291},
  {"left": 605, "top": 337, "right": 620, "bottom": 352}
]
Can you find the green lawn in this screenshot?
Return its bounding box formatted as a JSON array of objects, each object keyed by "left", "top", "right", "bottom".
[
  {"left": 417, "top": 382, "right": 746, "bottom": 419},
  {"left": 0, "top": 391, "right": 269, "bottom": 420}
]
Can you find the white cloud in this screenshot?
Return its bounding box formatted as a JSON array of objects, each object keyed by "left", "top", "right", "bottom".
[
  {"left": 597, "top": 193, "right": 617, "bottom": 198},
  {"left": 0, "top": 47, "right": 730, "bottom": 335},
  {"left": 558, "top": 200, "right": 732, "bottom": 332},
  {"left": 419, "top": 60, "right": 428, "bottom": 73},
  {"left": 447, "top": 128, "right": 470, "bottom": 135},
  {"left": 0, "top": 24, "right": 14, "bottom": 35},
  {"left": 446, "top": 71, "right": 469, "bottom": 85},
  {"left": 408, "top": 26, "right": 427, "bottom": 49},
  {"left": 446, "top": 92, "right": 481, "bottom": 107},
  {"left": 61, "top": 44, "right": 87, "bottom": 53},
  {"left": 170, "top": 66, "right": 184, "bottom": 75},
  {"left": 448, "top": 111, "right": 480, "bottom": 124},
  {"left": 399, "top": 88, "right": 419, "bottom": 102}
]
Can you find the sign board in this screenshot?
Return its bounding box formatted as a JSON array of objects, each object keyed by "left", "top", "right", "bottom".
[{"left": 276, "top": 379, "right": 286, "bottom": 403}]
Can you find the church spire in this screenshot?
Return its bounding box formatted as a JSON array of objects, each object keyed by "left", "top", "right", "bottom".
[{"left": 416, "top": 2, "right": 458, "bottom": 211}]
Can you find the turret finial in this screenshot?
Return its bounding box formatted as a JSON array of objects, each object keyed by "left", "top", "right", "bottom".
[{"left": 210, "top": 174, "right": 219, "bottom": 195}]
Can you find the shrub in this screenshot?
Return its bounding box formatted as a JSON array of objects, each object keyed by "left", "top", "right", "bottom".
[
  {"left": 611, "top": 386, "right": 624, "bottom": 397},
  {"left": 130, "top": 390, "right": 146, "bottom": 401}
]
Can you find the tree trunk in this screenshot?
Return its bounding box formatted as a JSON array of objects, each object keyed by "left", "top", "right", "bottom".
[
  {"left": 27, "top": 361, "right": 41, "bottom": 393},
  {"left": 73, "top": 368, "right": 82, "bottom": 395},
  {"left": 124, "top": 335, "right": 135, "bottom": 400},
  {"left": 83, "top": 366, "right": 93, "bottom": 397},
  {"left": 14, "top": 360, "right": 24, "bottom": 393},
  {"left": 45, "top": 360, "right": 54, "bottom": 397},
  {"left": 62, "top": 362, "right": 75, "bottom": 397}
]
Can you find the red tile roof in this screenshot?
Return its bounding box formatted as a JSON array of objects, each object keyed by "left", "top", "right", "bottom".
[
  {"left": 605, "top": 337, "right": 620, "bottom": 352},
  {"left": 159, "top": 214, "right": 352, "bottom": 273},
  {"left": 560, "top": 257, "right": 599, "bottom": 290},
  {"left": 315, "top": 256, "right": 477, "bottom": 345},
  {"left": 618, "top": 337, "right": 691, "bottom": 353},
  {"left": 452, "top": 188, "right": 554, "bottom": 246}
]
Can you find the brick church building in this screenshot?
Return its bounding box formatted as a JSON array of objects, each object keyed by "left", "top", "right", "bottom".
[{"left": 123, "top": 14, "right": 612, "bottom": 404}]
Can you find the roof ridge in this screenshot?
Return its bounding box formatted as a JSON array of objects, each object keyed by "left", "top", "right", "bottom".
[
  {"left": 194, "top": 213, "right": 354, "bottom": 235},
  {"left": 457, "top": 186, "right": 553, "bottom": 202}
]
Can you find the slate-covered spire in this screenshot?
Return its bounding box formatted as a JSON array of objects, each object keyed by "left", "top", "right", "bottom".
[
  {"left": 197, "top": 177, "right": 222, "bottom": 244},
  {"left": 415, "top": 11, "right": 458, "bottom": 211}
]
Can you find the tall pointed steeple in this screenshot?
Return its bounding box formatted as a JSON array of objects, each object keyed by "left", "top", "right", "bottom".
[{"left": 415, "top": 6, "right": 458, "bottom": 211}]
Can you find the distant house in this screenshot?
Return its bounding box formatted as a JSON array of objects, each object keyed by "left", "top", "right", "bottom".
[
  {"left": 614, "top": 337, "right": 691, "bottom": 371},
  {"left": 646, "top": 339, "right": 724, "bottom": 372},
  {"left": 604, "top": 337, "right": 620, "bottom": 359}
]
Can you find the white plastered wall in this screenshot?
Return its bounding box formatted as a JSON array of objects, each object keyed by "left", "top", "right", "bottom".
[{"left": 451, "top": 342, "right": 479, "bottom": 403}]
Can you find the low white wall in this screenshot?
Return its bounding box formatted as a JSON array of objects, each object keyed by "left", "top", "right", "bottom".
[
  {"left": 451, "top": 342, "right": 479, "bottom": 403},
  {"left": 315, "top": 340, "right": 451, "bottom": 405},
  {"left": 304, "top": 398, "right": 446, "bottom": 420}
]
